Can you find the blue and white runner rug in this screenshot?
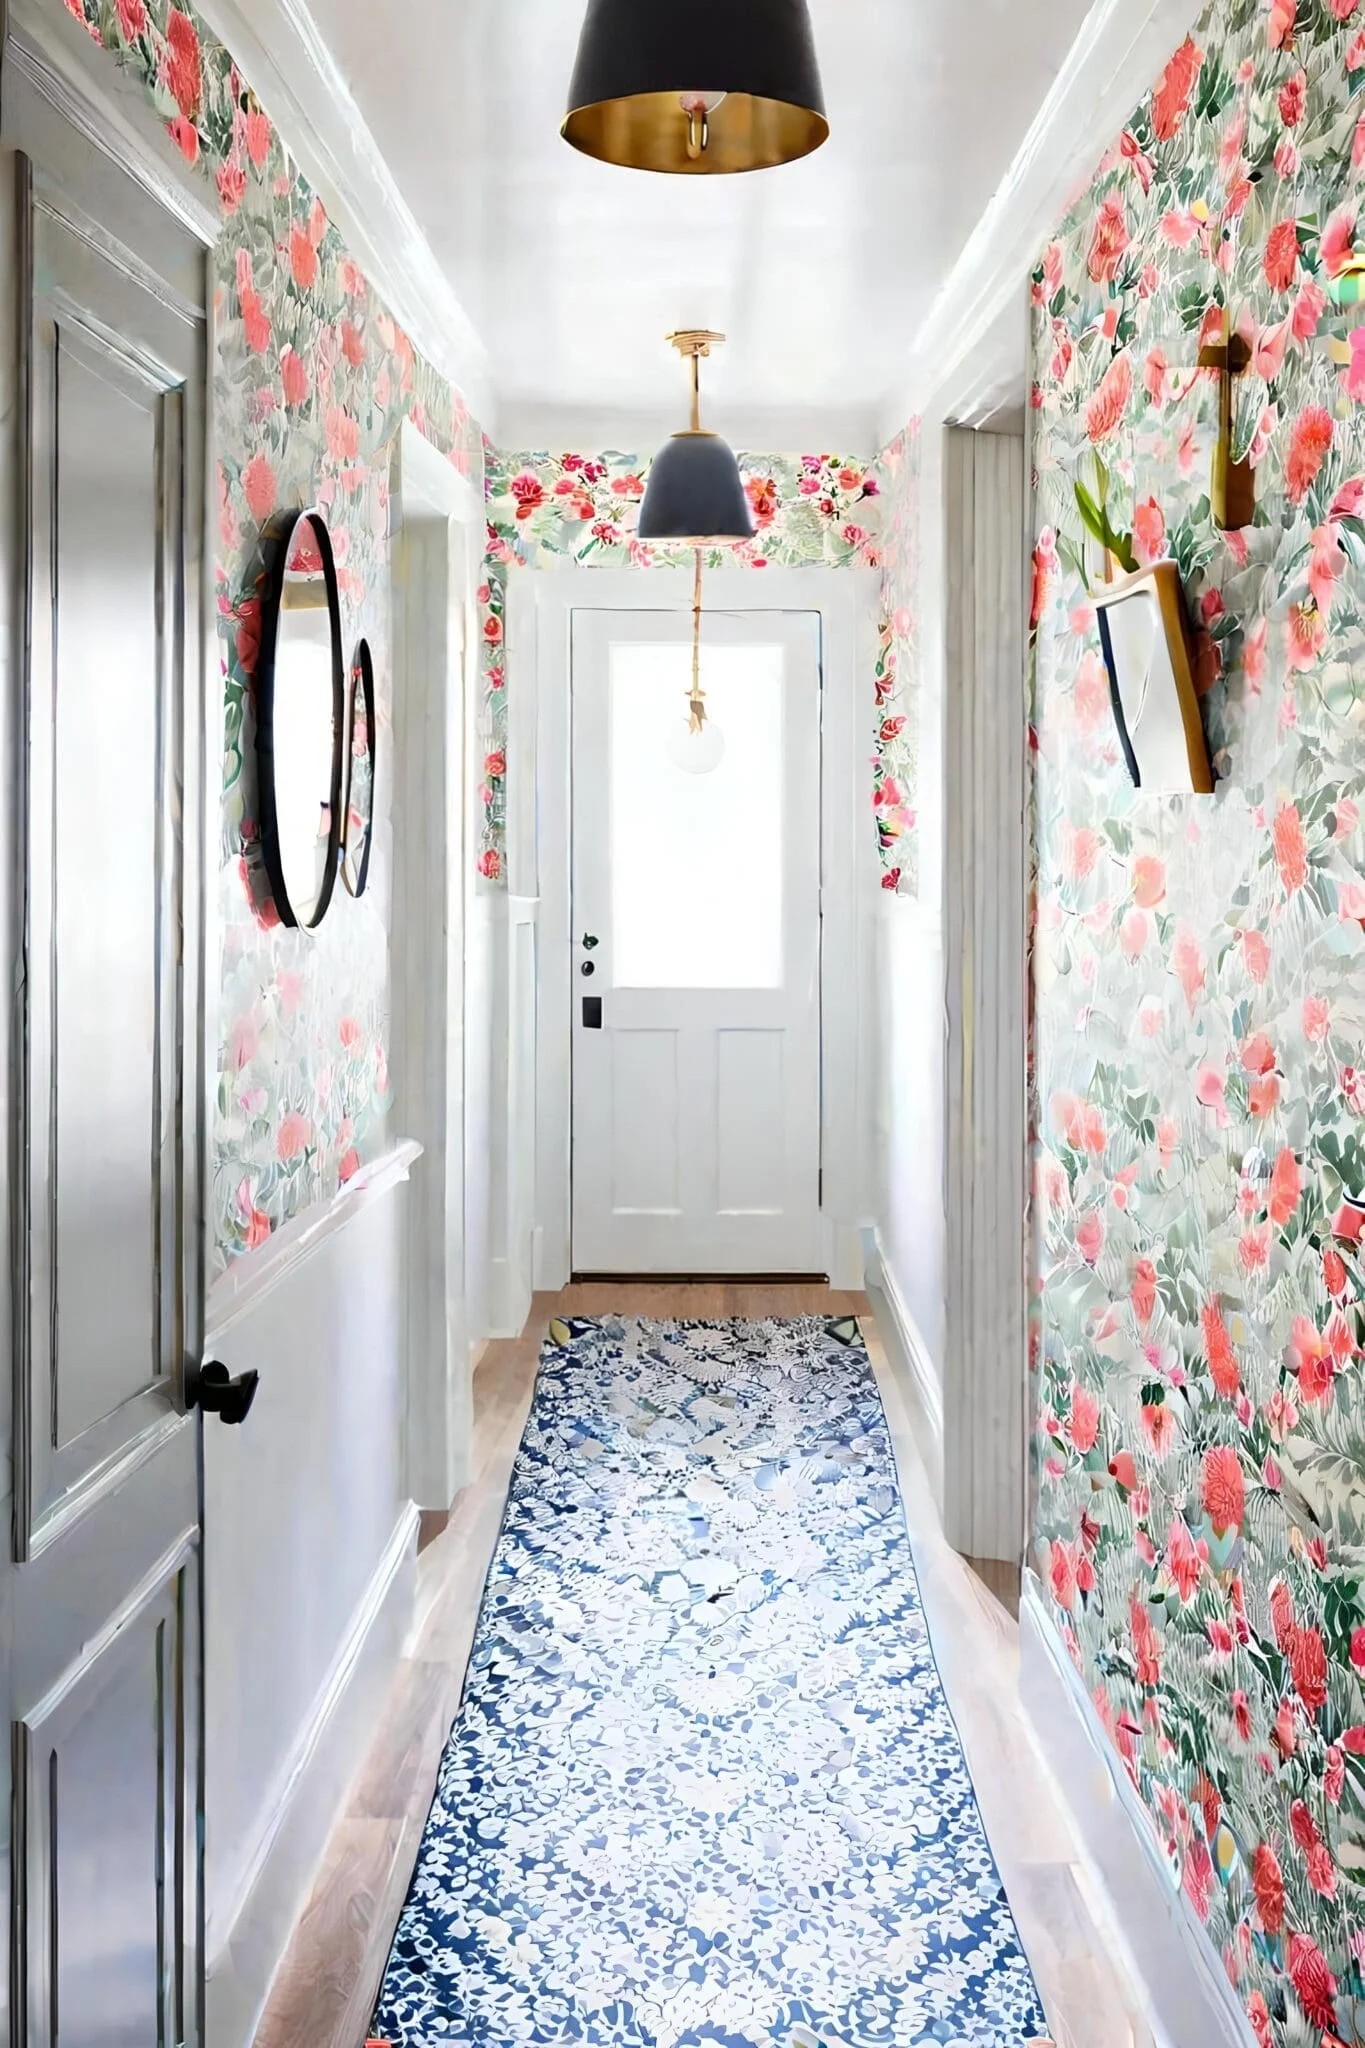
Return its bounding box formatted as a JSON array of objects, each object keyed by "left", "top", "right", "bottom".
[{"left": 373, "top": 1315, "right": 1050, "bottom": 2046}]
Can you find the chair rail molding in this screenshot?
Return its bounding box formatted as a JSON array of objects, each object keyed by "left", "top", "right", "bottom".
[
  {"left": 192, "top": 0, "right": 493, "bottom": 429},
  {"left": 878, "top": 0, "right": 1204, "bottom": 438}
]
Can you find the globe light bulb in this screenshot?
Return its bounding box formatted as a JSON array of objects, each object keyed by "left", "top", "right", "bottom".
[{"left": 668, "top": 716, "right": 726, "bottom": 775}]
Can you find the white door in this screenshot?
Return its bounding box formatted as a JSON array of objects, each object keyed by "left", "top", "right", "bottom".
[
  {"left": 1, "top": 22, "right": 213, "bottom": 2043},
  {"left": 571, "top": 609, "right": 822, "bottom": 1274}
]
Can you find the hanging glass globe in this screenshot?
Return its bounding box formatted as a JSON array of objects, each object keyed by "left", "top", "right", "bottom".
[{"left": 668, "top": 715, "right": 726, "bottom": 775}]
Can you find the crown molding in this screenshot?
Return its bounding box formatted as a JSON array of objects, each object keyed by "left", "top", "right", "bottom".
[
  {"left": 877, "top": 0, "right": 1203, "bottom": 442},
  {"left": 194, "top": 0, "right": 494, "bottom": 432}
]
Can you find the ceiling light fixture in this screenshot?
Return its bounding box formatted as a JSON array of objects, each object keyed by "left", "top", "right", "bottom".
[
  {"left": 562, "top": 0, "right": 828, "bottom": 176},
  {"left": 638, "top": 330, "right": 754, "bottom": 549}
]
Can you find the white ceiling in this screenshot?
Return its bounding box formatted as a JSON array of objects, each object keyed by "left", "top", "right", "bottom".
[{"left": 304, "top": 0, "right": 1096, "bottom": 449}]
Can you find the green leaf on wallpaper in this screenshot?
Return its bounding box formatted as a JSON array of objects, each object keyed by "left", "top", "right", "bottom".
[
  {"left": 1195, "top": 54, "right": 1236, "bottom": 120},
  {"left": 1176, "top": 283, "right": 1208, "bottom": 332}
]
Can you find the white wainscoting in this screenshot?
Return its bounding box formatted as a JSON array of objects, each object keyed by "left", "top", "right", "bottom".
[
  {"left": 1020, "top": 1577, "right": 1257, "bottom": 2048},
  {"left": 201, "top": 1163, "right": 418, "bottom": 2048},
  {"left": 489, "top": 892, "right": 538, "bottom": 1337}
]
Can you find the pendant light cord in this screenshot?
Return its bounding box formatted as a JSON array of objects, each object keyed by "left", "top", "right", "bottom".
[{"left": 689, "top": 547, "right": 706, "bottom": 734}]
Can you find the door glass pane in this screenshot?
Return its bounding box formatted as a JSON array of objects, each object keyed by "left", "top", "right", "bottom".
[{"left": 609, "top": 640, "right": 785, "bottom": 988}]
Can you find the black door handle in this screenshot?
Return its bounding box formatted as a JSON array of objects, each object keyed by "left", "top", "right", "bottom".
[{"left": 188, "top": 1359, "right": 260, "bottom": 1426}]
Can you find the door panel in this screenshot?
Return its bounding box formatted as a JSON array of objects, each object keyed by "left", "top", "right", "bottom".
[
  {"left": 571, "top": 611, "right": 822, "bottom": 1274},
  {"left": 2, "top": 27, "right": 210, "bottom": 2045}
]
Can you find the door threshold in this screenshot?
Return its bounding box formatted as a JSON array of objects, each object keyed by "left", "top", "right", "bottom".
[{"left": 570, "top": 1272, "right": 832, "bottom": 1285}]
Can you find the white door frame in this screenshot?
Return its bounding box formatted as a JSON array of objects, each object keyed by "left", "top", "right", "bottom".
[
  {"left": 389, "top": 421, "right": 482, "bottom": 1510},
  {"left": 508, "top": 564, "right": 880, "bottom": 1289}
]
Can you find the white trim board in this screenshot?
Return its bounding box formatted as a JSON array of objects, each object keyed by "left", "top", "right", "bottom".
[
  {"left": 864, "top": 1230, "right": 944, "bottom": 1505},
  {"left": 1019, "top": 1576, "right": 1257, "bottom": 2048},
  {"left": 193, "top": 0, "right": 493, "bottom": 429},
  {"left": 205, "top": 1502, "right": 419, "bottom": 2048},
  {"left": 878, "top": 0, "right": 1203, "bottom": 438},
  {"left": 510, "top": 565, "right": 880, "bottom": 1290}
]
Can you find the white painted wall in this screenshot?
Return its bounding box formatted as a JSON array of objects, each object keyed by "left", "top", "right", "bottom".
[{"left": 200, "top": 1171, "right": 419, "bottom": 2048}]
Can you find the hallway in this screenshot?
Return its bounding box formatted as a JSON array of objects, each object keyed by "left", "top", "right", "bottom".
[{"left": 254, "top": 1291, "right": 1151, "bottom": 2048}]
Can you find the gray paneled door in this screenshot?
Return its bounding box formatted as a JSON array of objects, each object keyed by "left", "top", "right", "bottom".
[{"left": 0, "top": 16, "right": 214, "bottom": 2046}]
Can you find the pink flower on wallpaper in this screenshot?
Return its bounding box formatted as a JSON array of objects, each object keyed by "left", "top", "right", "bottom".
[
  {"left": 1086, "top": 193, "right": 1130, "bottom": 282},
  {"left": 281, "top": 345, "right": 308, "bottom": 407},
  {"left": 1151, "top": 37, "right": 1203, "bottom": 139},
  {"left": 241, "top": 289, "right": 271, "bottom": 354},
  {"left": 289, "top": 222, "right": 318, "bottom": 290},
  {"left": 1075, "top": 1211, "right": 1106, "bottom": 1265},
  {"left": 1344, "top": 327, "right": 1365, "bottom": 403},
  {"left": 1132, "top": 497, "right": 1167, "bottom": 564},
  {"left": 165, "top": 8, "right": 202, "bottom": 120},
  {"left": 1285, "top": 405, "right": 1326, "bottom": 501},
  {"left": 325, "top": 406, "right": 361, "bottom": 462},
  {"left": 1171, "top": 923, "right": 1205, "bottom": 1009},
  {"left": 1085, "top": 352, "right": 1133, "bottom": 442},
  {"left": 1309, "top": 526, "right": 1344, "bottom": 614},
  {"left": 1074, "top": 652, "right": 1109, "bottom": 730},
  {"left": 1323, "top": 202, "right": 1358, "bottom": 278},
  {"left": 275, "top": 1111, "right": 311, "bottom": 1163},
  {"left": 1070, "top": 1383, "right": 1101, "bottom": 1453},
  {"left": 1267, "top": 0, "right": 1296, "bottom": 45},
  {"left": 1273, "top": 803, "right": 1309, "bottom": 891},
  {"left": 1279, "top": 68, "right": 1307, "bottom": 126},
  {"left": 167, "top": 114, "right": 199, "bottom": 165},
  {"left": 1166, "top": 1518, "right": 1205, "bottom": 1599},
  {"left": 1143, "top": 347, "right": 1169, "bottom": 403},
  {"left": 1292, "top": 277, "right": 1327, "bottom": 340},
  {"left": 1286, "top": 601, "right": 1327, "bottom": 674},
  {"left": 244, "top": 105, "right": 271, "bottom": 170},
  {"left": 1132, "top": 854, "right": 1166, "bottom": 906},
  {"left": 241, "top": 453, "right": 276, "bottom": 524},
  {"left": 1202, "top": 1446, "right": 1245, "bottom": 1533},
  {"left": 1269, "top": 1146, "right": 1302, "bottom": 1226},
  {"left": 1263, "top": 218, "right": 1299, "bottom": 290},
  {"left": 115, "top": 0, "right": 147, "bottom": 36}
]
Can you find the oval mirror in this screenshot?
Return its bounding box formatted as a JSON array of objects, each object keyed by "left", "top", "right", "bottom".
[
  {"left": 342, "top": 637, "right": 375, "bottom": 898},
  {"left": 258, "top": 509, "right": 344, "bottom": 929}
]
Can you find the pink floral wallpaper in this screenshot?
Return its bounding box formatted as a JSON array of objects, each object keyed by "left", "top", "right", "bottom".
[
  {"left": 478, "top": 449, "right": 914, "bottom": 888},
  {"left": 64, "top": 0, "right": 481, "bottom": 1268},
  {"left": 1030, "top": 1, "right": 1365, "bottom": 2039},
  {"left": 874, "top": 425, "right": 922, "bottom": 896}
]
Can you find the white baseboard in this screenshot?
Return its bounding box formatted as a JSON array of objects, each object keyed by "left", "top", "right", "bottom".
[
  {"left": 864, "top": 1230, "right": 945, "bottom": 1488},
  {"left": 1019, "top": 1576, "right": 1256, "bottom": 2048},
  {"left": 206, "top": 1503, "right": 420, "bottom": 2048},
  {"left": 488, "top": 1253, "right": 533, "bottom": 1341}
]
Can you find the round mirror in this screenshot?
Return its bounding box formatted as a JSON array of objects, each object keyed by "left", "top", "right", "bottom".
[
  {"left": 342, "top": 638, "right": 375, "bottom": 898},
  {"left": 257, "top": 509, "right": 344, "bottom": 929}
]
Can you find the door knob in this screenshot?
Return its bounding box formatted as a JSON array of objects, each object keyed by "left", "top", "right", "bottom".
[{"left": 189, "top": 1359, "right": 260, "bottom": 1426}]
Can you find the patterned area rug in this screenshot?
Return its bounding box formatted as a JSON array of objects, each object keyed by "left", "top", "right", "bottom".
[{"left": 373, "top": 1315, "right": 1049, "bottom": 2046}]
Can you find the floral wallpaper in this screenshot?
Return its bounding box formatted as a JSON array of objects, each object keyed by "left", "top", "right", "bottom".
[
  {"left": 478, "top": 449, "right": 912, "bottom": 887},
  {"left": 62, "top": 0, "right": 480, "bottom": 1268},
  {"left": 1030, "top": 1, "right": 1365, "bottom": 2041}
]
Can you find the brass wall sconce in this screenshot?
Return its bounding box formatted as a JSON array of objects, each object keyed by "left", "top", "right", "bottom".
[{"left": 1195, "top": 310, "right": 1254, "bottom": 530}]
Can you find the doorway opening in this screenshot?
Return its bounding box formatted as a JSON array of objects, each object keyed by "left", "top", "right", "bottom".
[{"left": 510, "top": 564, "right": 878, "bottom": 1294}]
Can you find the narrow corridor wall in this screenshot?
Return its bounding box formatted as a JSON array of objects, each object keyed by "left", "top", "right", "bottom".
[
  {"left": 65, "top": 0, "right": 483, "bottom": 1267},
  {"left": 1030, "top": 3, "right": 1365, "bottom": 2039}
]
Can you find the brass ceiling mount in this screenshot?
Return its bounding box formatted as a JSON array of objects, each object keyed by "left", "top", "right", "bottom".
[{"left": 562, "top": 0, "right": 829, "bottom": 177}]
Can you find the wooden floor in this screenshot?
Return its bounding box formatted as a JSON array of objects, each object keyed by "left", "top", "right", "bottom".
[{"left": 252, "top": 1285, "right": 1153, "bottom": 2048}]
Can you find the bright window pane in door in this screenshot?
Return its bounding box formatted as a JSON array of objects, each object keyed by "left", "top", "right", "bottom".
[{"left": 609, "top": 639, "right": 785, "bottom": 988}]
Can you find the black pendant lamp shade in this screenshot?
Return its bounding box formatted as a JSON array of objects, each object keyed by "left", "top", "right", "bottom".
[
  {"left": 638, "top": 331, "right": 756, "bottom": 548},
  {"left": 563, "top": 0, "right": 829, "bottom": 176},
  {"left": 639, "top": 433, "right": 755, "bottom": 547}
]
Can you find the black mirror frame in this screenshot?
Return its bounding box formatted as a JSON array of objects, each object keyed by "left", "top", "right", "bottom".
[
  {"left": 342, "top": 635, "right": 376, "bottom": 900},
  {"left": 256, "top": 507, "right": 345, "bottom": 930}
]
